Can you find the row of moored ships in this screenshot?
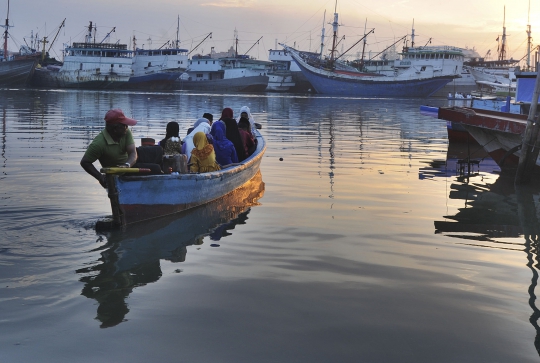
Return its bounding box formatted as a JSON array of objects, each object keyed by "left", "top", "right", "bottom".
[{"left": 3, "top": 19, "right": 469, "bottom": 97}]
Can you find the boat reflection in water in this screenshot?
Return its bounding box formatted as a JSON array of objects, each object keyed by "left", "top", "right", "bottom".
[
  {"left": 432, "top": 163, "right": 540, "bottom": 355},
  {"left": 76, "top": 171, "right": 265, "bottom": 328},
  {"left": 419, "top": 141, "right": 500, "bottom": 181}
]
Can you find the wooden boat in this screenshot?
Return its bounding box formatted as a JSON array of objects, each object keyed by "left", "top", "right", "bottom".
[
  {"left": 100, "top": 129, "right": 266, "bottom": 227},
  {"left": 438, "top": 106, "right": 530, "bottom": 171}
]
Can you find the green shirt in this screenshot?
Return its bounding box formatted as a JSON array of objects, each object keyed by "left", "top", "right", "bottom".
[{"left": 84, "top": 128, "right": 135, "bottom": 168}]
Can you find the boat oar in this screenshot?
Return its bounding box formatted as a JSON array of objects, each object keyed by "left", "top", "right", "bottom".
[{"left": 100, "top": 167, "right": 152, "bottom": 174}]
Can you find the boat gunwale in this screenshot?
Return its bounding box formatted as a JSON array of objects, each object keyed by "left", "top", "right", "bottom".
[{"left": 118, "top": 131, "right": 266, "bottom": 182}]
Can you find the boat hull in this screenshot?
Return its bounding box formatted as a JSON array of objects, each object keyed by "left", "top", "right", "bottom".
[
  {"left": 438, "top": 107, "right": 537, "bottom": 171},
  {"left": 174, "top": 75, "right": 269, "bottom": 92},
  {"left": 294, "top": 59, "right": 454, "bottom": 97},
  {"left": 124, "top": 72, "right": 183, "bottom": 90},
  {"left": 31, "top": 67, "right": 130, "bottom": 89},
  {"left": 110, "top": 131, "right": 266, "bottom": 225},
  {"left": 0, "top": 58, "right": 38, "bottom": 87}
]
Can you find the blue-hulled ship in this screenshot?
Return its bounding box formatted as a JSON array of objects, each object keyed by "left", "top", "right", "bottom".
[{"left": 284, "top": 6, "right": 463, "bottom": 98}]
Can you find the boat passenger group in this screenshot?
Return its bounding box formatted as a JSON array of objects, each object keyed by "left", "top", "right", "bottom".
[{"left": 80, "top": 106, "right": 257, "bottom": 188}]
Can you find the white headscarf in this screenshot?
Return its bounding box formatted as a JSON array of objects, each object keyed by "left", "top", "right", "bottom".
[
  {"left": 183, "top": 121, "right": 211, "bottom": 158},
  {"left": 237, "top": 106, "right": 255, "bottom": 133}
]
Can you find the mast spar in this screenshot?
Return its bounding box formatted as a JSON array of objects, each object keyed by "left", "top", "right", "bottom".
[
  {"left": 498, "top": 6, "right": 507, "bottom": 62},
  {"left": 329, "top": 0, "right": 338, "bottom": 63},
  {"left": 2, "top": 0, "right": 11, "bottom": 61}
]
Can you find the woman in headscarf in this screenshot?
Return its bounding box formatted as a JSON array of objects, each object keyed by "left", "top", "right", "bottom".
[
  {"left": 214, "top": 107, "right": 233, "bottom": 128},
  {"left": 238, "top": 116, "right": 256, "bottom": 157},
  {"left": 210, "top": 122, "right": 238, "bottom": 166},
  {"left": 183, "top": 118, "right": 212, "bottom": 158},
  {"left": 159, "top": 121, "right": 182, "bottom": 155},
  {"left": 223, "top": 118, "right": 247, "bottom": 162},
  {"left": 186, "top": 117, "right": 211, "bottom": 136},
  {"left": 237, "top": 106, "right": 256, "bottom": 134},
  {"left": 189, "top": 132, "right": 220, "bottom": 173}
]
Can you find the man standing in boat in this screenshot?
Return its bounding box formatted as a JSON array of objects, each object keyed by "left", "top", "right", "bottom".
[{"left": 80, "top": 109, "right": 159, "bottom": 188}]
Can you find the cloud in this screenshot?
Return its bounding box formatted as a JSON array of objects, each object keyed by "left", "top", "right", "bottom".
[{"left": 201, "top": 0, "right": 256, "bottom": 7}]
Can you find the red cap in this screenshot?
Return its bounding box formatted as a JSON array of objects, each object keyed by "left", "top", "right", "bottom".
[{"left": 104, "top": 109, "right": 137, "bottom": 126}]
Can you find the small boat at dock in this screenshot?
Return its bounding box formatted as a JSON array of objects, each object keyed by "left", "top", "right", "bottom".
[{"left": 99, "top": 128, "right": 266, "bottom": 227}]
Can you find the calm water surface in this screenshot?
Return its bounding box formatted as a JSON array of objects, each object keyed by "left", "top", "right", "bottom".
[{"left": 1, "top": 90, "right": 540, "bottom": 362}]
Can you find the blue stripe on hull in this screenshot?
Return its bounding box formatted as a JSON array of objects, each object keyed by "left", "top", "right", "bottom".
[
  {"left": 297, "top": 62, "right": 453, "bottom": 97},
  {"left": 113, "top": 132, "right": 266, "bottom": 224}
]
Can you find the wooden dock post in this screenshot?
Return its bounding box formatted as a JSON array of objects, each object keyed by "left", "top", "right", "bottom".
[{"left": 515, "top": 64, "right": 540, "bottom": 185}]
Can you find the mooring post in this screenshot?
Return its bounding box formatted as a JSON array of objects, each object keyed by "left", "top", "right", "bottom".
[{"left": 515, "top": 63, "right": 540, "bottom": 185}]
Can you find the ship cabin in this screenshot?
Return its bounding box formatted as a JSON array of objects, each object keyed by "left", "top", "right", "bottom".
[
  {"left": 62, "top": 42, "right": 133, "bottom": 76},
  {"left": 184, "top": 55, "right": 272, "bottom": 81},
  {"left": 66, "top": 42, "right": 133, "bottom": 58},
  {"left": 131, "top": 48, "right": 189, "bottom": 76}
]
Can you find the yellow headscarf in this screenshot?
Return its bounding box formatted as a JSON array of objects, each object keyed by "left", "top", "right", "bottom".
[{"left": 191, "top": 131, "right": 214, "bottom": 160}]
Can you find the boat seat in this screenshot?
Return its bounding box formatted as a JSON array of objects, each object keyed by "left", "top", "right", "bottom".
[
  {"left": 136, "top": 145, "right": 164, "bottom": 171},
  {"left": 163, "top": 154, "right": 188, "bottom": 174}
]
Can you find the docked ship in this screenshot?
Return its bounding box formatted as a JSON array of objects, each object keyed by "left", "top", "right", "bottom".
[
  {"left": 174, "top": 51, "right": 269, "bottom": 92},
  {"left": 267, "top": 48, "right": 313, "bottom": 92},
  {"left": 126, "top": 17, "right": 189, "bottom": 90},
  {"left": 284, "top": 8, "right": 462, "bottom": 98},
  {"left": 0, "top": 0, "right": 39, "bottom": 88},
  {"left": 31, "top": 22, "right": 133, "bottom": 89},
  {"left": 466, "top": 7, "right": 522, "bottom": 95},
  {"left": 127, "top": 46, "right": 189, "bottom": 90}
]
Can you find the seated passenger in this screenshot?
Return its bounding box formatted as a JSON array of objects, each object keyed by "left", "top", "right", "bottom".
[
  {"left": 238, "top": 117, "right": 256, "bottom": 157},
  {"left": 210, "top": 122, "right": 238, "bottom": 166},
  {"left": 223, "top": 118, "right": 247, "bottom": 162},
  {"left": 186, "top": 117, "right": 211, "bottom": 136},
  {"left": 189, "top": 132, "right": 221, "bottom": 173},
  {"left": 159, "top": 121, "right": 182, "bottom": 155},
  {"left": 237, "top": 106, "right": 256, "bottom": 134},
  {"left": 183, "top": 119, "right": 212, "bottom": 158}
]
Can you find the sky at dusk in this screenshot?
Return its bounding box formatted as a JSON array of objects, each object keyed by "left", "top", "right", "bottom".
[{"left": 2, "top": 0, "right": 538, "bottom": 63}]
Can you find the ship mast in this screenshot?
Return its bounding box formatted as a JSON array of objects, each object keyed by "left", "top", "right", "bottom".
[
  {"left": 410, "top": 19, "right": 415, "bottom": 48},
  {"left": 359, "top": 18, "right": 368, "bottom": 69},
  {"left": 526, "top": 0, "right": 532, "bottom": 71},
  {"left": 234, "top": 28, "right": 238, "bottom": 57},
  {"left": 176, "top": 15, "right": 180, "bottom": 49},
  {"left": 498, "top": 6, "right": 507, "bottom": 62},
  {"left": 320, "top": 10, "right": 326, "bottom": 60},
  {"left": 85, "top": 22, "right": 94, "bottom": 44},
  {"left": 2, "top": 0, "right": 11, "bottom": 61},
  {"left": 329, "top": 0, "right": 339, "bottom": 64}
]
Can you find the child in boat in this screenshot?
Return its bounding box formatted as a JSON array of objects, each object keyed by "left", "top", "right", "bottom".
[
  {"left": 159, "top": 121, "right": 182, "bottom": 155},
  {"left": 189, "top": 132, "right": 221, "bottom": 173}
]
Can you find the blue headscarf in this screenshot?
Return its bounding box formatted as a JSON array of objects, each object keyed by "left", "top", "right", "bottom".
[{"left": 210, "top": 122, "right": 238, "bottom": 165}]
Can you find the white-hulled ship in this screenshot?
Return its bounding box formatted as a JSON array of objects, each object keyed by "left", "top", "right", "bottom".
[
  {"left": 175, "top": 51, "right": 269, "bottom": 92},
  {"left": 127, "top": 47, "right": 189, "bottom": 90},
  {"left": 267, "top": 48, "right": 313, "bottom": 92},
  {"left": 32, "top": 22, "right": 133, "bottom": 89}
]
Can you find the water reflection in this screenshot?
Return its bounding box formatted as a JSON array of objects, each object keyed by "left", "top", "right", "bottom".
[
  {"left": 432, "top": 150, "right": 540, "bottom": 355},
  {"left": 76, "top": 172, "right": 265, "bottom": 328},
  {"left": 419, "top": 142, "right": 500, "bottom": 181}
]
